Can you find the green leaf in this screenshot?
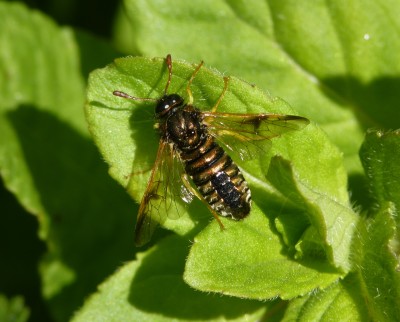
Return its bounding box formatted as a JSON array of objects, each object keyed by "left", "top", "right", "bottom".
[
  {"left": 0, "top": 2, "right": 86, "bottom": 237},
  {"left": 184, "top": 155, "right": 356, "bottom": 299},
  {"left": 86, "top": 54, "right": 352, "bottom": 242},
  {"left": 0, "top": 294, "right": 30, "bottom": 322},
  {"left": 0, "top": 3, "right": 134, "bottom": 321},
  {"left": 360, "top": 129, "right": 400, "bottom": 215},
  {"left": 356, "top": 130, "right": 400, "bottom": 321},
  {"left": 72, "top": 236, "right": 269, "bottom": 322},
  {"left": 184, "top": 203, "right": 343, "bottom": 300},
  {"left": 351, "top": 203, "right": 400, "bottom": 321},
  {"left": 87, "top": 52, "right": 356, "bottom": 298},
  {"left": 4, "top": 1, "right": 398, "bottom": 320},
  {"left": 281, "top": 274, "right": 368, "bottom": 322},
  {"left": 267, "top": 157, "right": 357, "bottom": 271}
]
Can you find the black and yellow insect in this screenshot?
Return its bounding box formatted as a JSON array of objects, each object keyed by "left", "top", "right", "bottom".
[{"left": 113, "top": 55, "right": 309, "bottom": 246}]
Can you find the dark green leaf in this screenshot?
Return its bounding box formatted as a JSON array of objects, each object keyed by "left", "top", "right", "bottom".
[
  {"left": 0, "top": 3, "right": 132, "bottom": 321},
  {"left": 360, "top": 129, "right": 400, "bottom": 216}
]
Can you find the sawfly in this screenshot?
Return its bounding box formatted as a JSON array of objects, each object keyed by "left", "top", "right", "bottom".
[{"left": 113, "top": 55, "right": 309, "bottom": 246}]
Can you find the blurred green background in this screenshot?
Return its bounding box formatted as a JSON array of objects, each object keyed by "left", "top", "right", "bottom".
[{"left": 1, "top": 2, "right": 121, "bottom": 322}]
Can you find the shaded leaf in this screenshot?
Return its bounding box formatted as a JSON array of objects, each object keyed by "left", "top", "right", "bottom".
[
  {"left": 0, "top": 3, "right": 133, "bottom": 321},
  {"left": 360, "top": 129, "right": 400, "bottom": 216}
]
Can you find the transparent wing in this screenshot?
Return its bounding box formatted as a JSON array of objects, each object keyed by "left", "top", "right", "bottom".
[
  {"left": 134, "top": 139, "right": 193, "bottom": 246},
  {"left": 202, "top": 112, "right": 309, "bottom": 161}
]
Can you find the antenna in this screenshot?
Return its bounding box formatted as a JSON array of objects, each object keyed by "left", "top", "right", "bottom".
[
  {"left": 112, "top": 90, "right": 156, "bottom": 101},
  {"left": 113, "top": 55, "right": 174, "bottom": 101},
  {"left": 164, "top": 54, "right": 173, "bottom": 95}
]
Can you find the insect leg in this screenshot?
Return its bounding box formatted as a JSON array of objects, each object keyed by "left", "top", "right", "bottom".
[
  {"left": 210, "top": 76, "right": 230, "bottom": 113},
  {"left": 123, "top": 166, "right": 153, "bottom": 181},
  {"left": 181, "top": 173, "right": 225, "bottom": 231},
  {"left": 186, "top": 60, "right": 205, "bottom": 105}
]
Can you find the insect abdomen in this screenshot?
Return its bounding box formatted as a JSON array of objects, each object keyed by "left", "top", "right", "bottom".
[{"left": 182, "top": 135, "right": 251, "bottom": 220}]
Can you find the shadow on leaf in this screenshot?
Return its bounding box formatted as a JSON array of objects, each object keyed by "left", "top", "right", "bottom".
[
  {"left": 7, "top": 105, "right": 136, "bottom": 321},
  {"left": 322, "top": 75, "right": 400, "bottom": 130}
]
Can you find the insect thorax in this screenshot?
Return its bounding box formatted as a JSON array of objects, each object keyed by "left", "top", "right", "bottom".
[{"left": 164, "top": 106, "right": 205, "bottom": 151}]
